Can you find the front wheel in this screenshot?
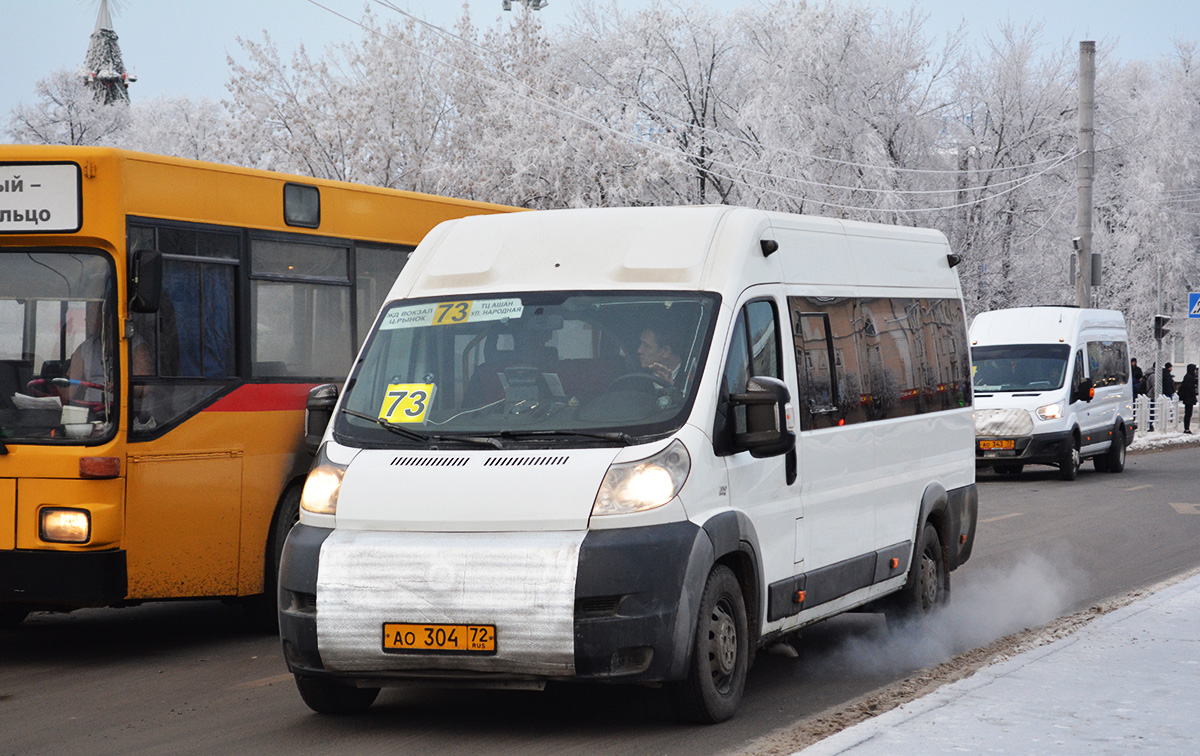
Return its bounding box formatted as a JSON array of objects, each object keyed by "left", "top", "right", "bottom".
[
  {"left": 1058, "top": 439, "right": 1081, "bottom": 481},
  {"left": 0, "top": 604, "right": 30, "bottom": 628},
  {"left": 294, "top": 675, "right": 380, "bottom": 715},
  {"left": 669, "top": 565, "right": 749, "bottom": 724}
]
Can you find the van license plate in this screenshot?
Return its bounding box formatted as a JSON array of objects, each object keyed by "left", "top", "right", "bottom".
[
  {"left": 382, "top": 623, "right": 496, "bottom": 654},
  {"left": 979, "top": 439, "right": 1015, "bottom": 450}
]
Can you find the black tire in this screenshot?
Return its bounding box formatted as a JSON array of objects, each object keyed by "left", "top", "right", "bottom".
[
  {"left": 0, "top": 604, "right": 30, "bottom": 628},
  {"left": 993, "top": 463, "right": 1024, "bottom": 475},
  {"left": 1098, "top": 428, "right": 1126, "bottom": 473},
  {"left": 246, "top": 483, "right": 302, "bottom": 630},
  {"left": 1058, "top": 438, "right": 1081, "bottom": 481},
  {"left": 885, "top": 523, "right": 948, "bottom": 627},
  {"left": 669, "top": 565, "right": 749, "bottom": 724},
  {"left": 294, "top": 675, "right": 380, "bottom": 715}
]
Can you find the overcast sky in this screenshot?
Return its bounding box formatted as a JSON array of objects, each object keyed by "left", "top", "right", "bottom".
[{"left": 3, "top": 0, "right": 1199, "bottom": 118}]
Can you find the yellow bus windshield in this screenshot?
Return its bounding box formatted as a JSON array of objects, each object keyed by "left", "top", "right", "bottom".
[{"left": 0, "top": 250, "right": 118, "bottom": 444}]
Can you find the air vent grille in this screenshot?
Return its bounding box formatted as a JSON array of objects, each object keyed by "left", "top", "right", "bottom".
[
  {"left": 390, "top": 456, "right": 470, "bottom": 467},
  {"left": 483, "top": 455, "right": 570, "bottom": 467}
]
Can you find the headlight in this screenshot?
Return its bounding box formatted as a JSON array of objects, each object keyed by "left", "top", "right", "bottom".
[
  {"left": 301, "top": 464, "right": 344, "bottom": 515},
  {"left": 40, "top": 508, "right": 90, "bottom": 543},
  {"left": 593, "top": 439, "right": 690, "bottom": 516},
  {"left": 1035, "top": 402, "right": 1063, "bottom": 420}
]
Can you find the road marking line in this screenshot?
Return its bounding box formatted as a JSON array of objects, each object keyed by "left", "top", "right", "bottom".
[
  {"left": 1123, "top": 485, "right": 1154, "bottom": 491},
  {"left": 980, "top": 513, "right": 1024, "bottom": 523},
  {"left": 232, "top": 673, "right": 293, "bottom": 690},
  {"left": 1169, "top": 503, "right": 1200, "bottom": 515}
]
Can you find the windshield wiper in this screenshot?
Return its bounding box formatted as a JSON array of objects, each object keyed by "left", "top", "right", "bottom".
[
  {"left": 498, "top": 429, "right": 635, "bottom": 445},
  {"left": 340, "top": 408, "right": 503, "bottom": 449}
]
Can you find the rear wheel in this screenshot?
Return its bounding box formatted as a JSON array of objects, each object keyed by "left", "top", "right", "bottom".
[
  {"left": 669, "top": 565, "right": 749, "bottom": 724},
  {"left": 885, "top": 523, "right": 948, "bottom": 627},
  {"left": 294, "top": 675, "right": 380, "bottom": 715},
  {"left": 1095, "top": 428, "right": 1126, "bottom": 473}
]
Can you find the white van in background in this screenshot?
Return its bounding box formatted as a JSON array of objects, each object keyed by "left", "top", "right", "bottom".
[
  {"left": 278, "top": 206, "right": 978, "bottom": 723},
  {"left": 971, "top": 307, "right": 1134, "bottom": 480}
]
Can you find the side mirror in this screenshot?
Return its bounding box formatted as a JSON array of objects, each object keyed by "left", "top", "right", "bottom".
[
  {"left": 129, "top": 249, "right": 163, "bottom": 313},
  {"left": 305, "top": 383, "right": 339, "bottom": 455},
  {"left": 729, "top": 376, "right": 796, "bottom": 458},
  {"left": 1075, "top": 378, "right": 1095, "bottom": 404}
]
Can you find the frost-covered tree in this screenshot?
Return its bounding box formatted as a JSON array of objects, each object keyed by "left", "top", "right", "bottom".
[
  {"left": 560, "top": 1, "right": 746, "bottom": 205},
  {"left": 122, "top": 96, "right": 230, "bottom": 162},
  {"left": 10, "top": 0, "right": 1200, "bottom": 350},
  {"left": 940, "top": 23, "right": 1077, "bottom": 316},
  {"left": 7, "top": 68, "right": 129, "bottom": 145},
  {"left": 732, "top": 1, "right": 959, "bottom": 217}
]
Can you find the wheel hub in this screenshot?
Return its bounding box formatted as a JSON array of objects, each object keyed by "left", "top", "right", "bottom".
[
  {"left": 711, "top": 603, "right": 738, "bottom": 676},
  {"left": 920, "top": 555, "right": 939, "bottom": 607}
]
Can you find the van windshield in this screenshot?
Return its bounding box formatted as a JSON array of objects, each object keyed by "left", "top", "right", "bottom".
[
  {"left": 971, "top": 344, "right": 1071, "bottom": 392},
  {"left": 335, "top": 290, "right": 720, "bottom": 447}
]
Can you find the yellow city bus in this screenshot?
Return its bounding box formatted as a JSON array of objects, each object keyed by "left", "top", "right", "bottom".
[{"left": 0, "top": 146, "right": 517, "bottom": 626}]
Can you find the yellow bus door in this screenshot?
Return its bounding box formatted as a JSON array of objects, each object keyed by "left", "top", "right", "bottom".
[{"left": 125, "top": 449, "right": 243, "bottom": 598}]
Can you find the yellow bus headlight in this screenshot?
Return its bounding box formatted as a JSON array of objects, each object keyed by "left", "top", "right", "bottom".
[{"left": 40, "top": 508, "right": 91, "bottom": 544}]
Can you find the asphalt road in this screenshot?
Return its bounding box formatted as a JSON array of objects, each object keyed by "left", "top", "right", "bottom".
[{"left": 4, "top": 444, "right": 1200, "bottom": 755}]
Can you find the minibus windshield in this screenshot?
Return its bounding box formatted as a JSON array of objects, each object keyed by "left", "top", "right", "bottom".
[
  {"left": 335, "top": 290, "right": 720, "bottom": 447},
  {"left": 0, "top": 250, "right": 117, "bottom": 444},
  {"left": 971, "top": 343, "right": 1071, "bottom": 392}
]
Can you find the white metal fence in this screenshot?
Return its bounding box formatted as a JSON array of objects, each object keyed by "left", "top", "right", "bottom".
[{"left": 1134, "top": 395, "right": 1184, "bottom": 434}]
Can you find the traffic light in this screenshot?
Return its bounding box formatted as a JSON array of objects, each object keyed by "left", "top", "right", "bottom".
[{"left": 1154, "top": 315, "right": 1171, "bottom": 340}]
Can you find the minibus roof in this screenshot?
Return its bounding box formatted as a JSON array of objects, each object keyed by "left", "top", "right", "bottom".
[
  {"left": 391, "top": 205, "right": 961, "bottom": 302},
  {"left": 970, "top": 306, "right": 1127, "bottom": 346}
]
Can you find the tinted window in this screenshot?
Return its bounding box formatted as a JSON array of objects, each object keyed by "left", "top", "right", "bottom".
[
  {"left": 791, "top": 295, "right": 971, "bottom": 430},
  {"left": 1087, "top": 341, "right": 1129, "bottom": 388}
]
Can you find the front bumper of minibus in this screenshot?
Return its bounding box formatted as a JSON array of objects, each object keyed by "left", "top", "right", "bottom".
[
  {"left": 975, "top": 430, "right": 1073, "bottom": 468},
  {"left": 278, "top": 521, "right": 710, "bottom": 687}
]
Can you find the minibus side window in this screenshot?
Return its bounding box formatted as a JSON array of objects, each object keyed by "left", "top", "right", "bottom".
[
  {"left": 791, "top": 307, "right": 840, "bottom": 431},
  {"left": 713, "top": 300, "right": 780, "bottom": 454},
  {"left": 1071, "top": 350, "right": 1086, "bottom": 402},
  {"left": 1088, "top": 340, "right": 1128, "bottom": 388}
]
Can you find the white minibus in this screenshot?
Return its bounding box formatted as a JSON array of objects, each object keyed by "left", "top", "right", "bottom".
[
  {"left": 971, "top": 307, "right": 1134, "bottom": 479},
  {"left": 278, "top": 206, "right": 978, "bottom": 723}
]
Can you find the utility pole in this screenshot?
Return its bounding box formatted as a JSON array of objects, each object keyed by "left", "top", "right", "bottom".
[
  {"left": 1075, "top": 41, "right": 1095, "bottom": 308},
  {"left": 1156, "top": 264, "right": 1164, "bottom": 394}
]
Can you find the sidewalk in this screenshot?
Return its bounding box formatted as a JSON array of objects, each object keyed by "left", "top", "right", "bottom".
[{"left": 794, "top": 569, "right": 1200, "bottom": 755}]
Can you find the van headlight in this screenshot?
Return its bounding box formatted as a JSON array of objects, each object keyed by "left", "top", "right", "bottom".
[
  {"left": 593, "top": 439, "right": 690, "bottom": 516},
  {"left": 1036, "top": 402, "right": 1063, "bottom": 420},
  {"left": 301, "top": 457, "right": 346, "bottom": 515}
]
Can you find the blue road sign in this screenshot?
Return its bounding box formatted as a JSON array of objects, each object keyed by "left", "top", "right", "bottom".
[{"left": 1191, "top": 292, "right": 1200, "bottom": 318}]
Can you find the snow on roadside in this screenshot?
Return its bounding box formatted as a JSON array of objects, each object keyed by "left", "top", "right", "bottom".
[{"left": 1129, "top": 429, "right": 1200, "bottom": 452}]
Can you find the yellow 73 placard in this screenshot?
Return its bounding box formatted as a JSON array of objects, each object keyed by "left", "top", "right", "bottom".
[{"left": 378, "top": 383, "right": 435, "bottom": 423}]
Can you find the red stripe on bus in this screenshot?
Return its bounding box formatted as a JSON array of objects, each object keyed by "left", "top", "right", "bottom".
[{"left": 204, "top": 383, "right": 320, "bottom": 412}]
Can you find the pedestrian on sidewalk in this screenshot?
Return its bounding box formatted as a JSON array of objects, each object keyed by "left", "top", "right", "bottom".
[
  {"left": 1180, "top": 364, "right": 1198, "bottom": 434},
  {"left": 1131, "top": 358, "right": 1145, "bottom": 396},
  {"left": 1162, "top": 363, "right": 1177, "bottom": 398}
]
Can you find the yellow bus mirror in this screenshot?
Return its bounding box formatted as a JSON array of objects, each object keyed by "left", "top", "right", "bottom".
[{"left": 129, "top": 248, "right": 162, "bottom": 313}]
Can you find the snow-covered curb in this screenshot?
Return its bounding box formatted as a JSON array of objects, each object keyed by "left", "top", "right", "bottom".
[{"left": 1129, "top": 430, "right": 1200, "bottom": 452}]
